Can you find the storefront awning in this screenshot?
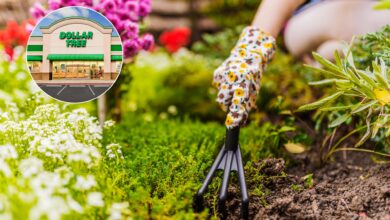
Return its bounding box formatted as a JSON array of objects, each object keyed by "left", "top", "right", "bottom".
[
  {"left": 47, "top": 54, "right": 104, "bottom": 61},
  {"left": 27, "top": 55, "right": 43, "bottom": 61},
  {"left": 111, "top": 55, "right": 123, "bottom": 61}
]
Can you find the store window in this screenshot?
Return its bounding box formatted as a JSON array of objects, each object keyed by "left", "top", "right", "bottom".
[
  {"left": 115, "top": 61, "right": 121, "bottom": 73},
  {"left": 28, "top": 62, "right": 41, "bottom": 73},
  {"left": 52, "top": 61, "right": 104, "bottom": 79}
]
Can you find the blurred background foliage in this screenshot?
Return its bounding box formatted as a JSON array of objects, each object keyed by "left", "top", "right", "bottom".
[{"left": 204, "top": 0, "right": 260, "bottom": 28}]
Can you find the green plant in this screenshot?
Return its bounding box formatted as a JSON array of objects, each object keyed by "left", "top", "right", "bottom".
[
  {"left": 108, "top": 112, "right": 294, "bottom": 218},
  {"left": 302, "top": 173, "right": 314, "bottom": 188},
  {"left": 124, "top": 49, "right": 224, "bottom": 121},
  {"left": 203, "top": 0, "right": 261, "bottom": 28},
  {"left": 298, "top": 49, "right": 390, "bottom": 159},
  {"left": 352, "top": 25, "right": 390, "bottom": 68},
  {"left": 192, "top": 26, "right": 243, "bottom": 59},
  {"left": 291, "top": 184, "right": 303, "bottom": 192}
]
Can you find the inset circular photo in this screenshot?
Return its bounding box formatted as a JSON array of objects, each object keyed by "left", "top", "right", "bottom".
[{"left": 26, "top": 6, "right": 123, "bottom": 103}]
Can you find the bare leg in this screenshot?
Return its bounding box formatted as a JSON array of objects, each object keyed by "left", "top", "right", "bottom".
[{"left": 284, "top": 0, "right": 390, "bottom": 59}]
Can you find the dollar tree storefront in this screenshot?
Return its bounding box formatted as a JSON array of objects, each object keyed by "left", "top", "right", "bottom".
[{"left": 26, "top": 17, "right": 122, "bottom": 81}]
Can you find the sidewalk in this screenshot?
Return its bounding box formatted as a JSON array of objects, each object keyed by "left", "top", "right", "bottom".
[{"left": 35, "top": 80, "right": 116, "bottom": 85}]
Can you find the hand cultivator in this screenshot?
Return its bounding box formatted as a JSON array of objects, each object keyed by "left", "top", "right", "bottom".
[{"left": 195, "top": 126, "right": 249, "bottom": 219}]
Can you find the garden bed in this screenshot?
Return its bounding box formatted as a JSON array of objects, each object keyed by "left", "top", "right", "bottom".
[{"left": 114, "top": 115, "right": 389, "bottom": 219}]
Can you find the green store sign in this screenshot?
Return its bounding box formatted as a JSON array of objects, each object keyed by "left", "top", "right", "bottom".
[{"left": 59, "top": 31, "right": 93, "bottom": 47}]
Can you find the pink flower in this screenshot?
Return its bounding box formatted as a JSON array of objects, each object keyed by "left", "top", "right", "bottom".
[
  {"left": 48, "top": 0, "right": 61, "bottom": 10},
  {"left": 30, "top": 2, "right": 46, "bottom": 20},
  {"left": 125, "top": 1, "right": 138, "bottom": 12},
  {"left": 140, "top": 33, "right": 154, "bottom": 50},
  {"left": 123, "top": 39, "right": 140, "bottom": 57},
  {"left": 122, "top": 21, "right": 139, "bottom": 40},
  {"left": 29, "top": 0, "right": 154, "bottom": 58},
  {"left": 138, "top": 2, "right": 151, "bottom": 17},
  {"left": 101, "top": 0, "right": 117, "bottom": 12},
  {"left": 117, "top": 9, "right": 131, "bottom": 21}
]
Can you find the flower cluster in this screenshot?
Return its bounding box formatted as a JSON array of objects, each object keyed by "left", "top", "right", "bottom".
[
  {"left": 0, "top": 102, "right": 126, "bottom": 219},
  {"left": 105, "top": 143, "right": 124, "bottom": 160},
  {"left": 159, "top": 27, "right": 191, "bottom": 53},
  {"left": 0, "top": 20, "right": 35, "bottom": 60},
  {"left": 30, "top": 0, "right": 154, "bottom": 58}
]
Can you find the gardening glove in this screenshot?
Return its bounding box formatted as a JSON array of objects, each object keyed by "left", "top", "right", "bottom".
[{"left": 213, "top": 27, "right": 276, "bottom": 129}]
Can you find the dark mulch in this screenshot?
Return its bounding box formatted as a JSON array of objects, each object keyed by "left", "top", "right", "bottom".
[{"left": 205, "top": 153, "right": 389, "bottom": 220}]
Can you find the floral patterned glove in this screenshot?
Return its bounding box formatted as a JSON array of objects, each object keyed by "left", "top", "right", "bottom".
[{"left": 213, "top": 27, "right": 276, "bottom": 128}]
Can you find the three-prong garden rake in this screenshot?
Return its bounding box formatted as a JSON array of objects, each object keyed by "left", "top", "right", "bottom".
[{"left": 195, "top": 126, "right": 249, "bottom": 219}]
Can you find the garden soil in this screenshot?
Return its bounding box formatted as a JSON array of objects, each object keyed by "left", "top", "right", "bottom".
[{"left": 206, "top": 153, "right": 389, "bottom": 220}]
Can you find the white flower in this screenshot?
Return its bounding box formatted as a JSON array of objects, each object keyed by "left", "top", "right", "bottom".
[
  {"left": 19, "top": 157, "right": 43, "bottom": 178},
  {"left": 30, "top": 171, "right": 65, "bottom": 196},
  {"left": 74, "top": 175, "right": 97, "bottom": 191},
  {"left": 108, "top": 202, "right": 131, "bottom": 220},
  {"left": 29, "top": 195, "right": 70, "bottom": 220},
  {"left": 66, "top": 195, "right": 83, "bottom": 213},
  {"left": 104, "top": 120, "right": 115, "bottom": 129},
  {"left": 87, "top": 192, "right": 104, "bottom": 207},
  {"left": 0, "top": 159, "right": 11, "bottom": 177},
  {"left": 106, "top": 144, "right": 124, "bottom": 160},
  {"left": 0, "top": 144, "right": 18, "bottom": 159}
]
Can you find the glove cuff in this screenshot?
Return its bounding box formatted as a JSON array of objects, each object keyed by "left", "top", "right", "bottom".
[{"left": 231, "top": 26, "right": 276, "bottom": 65}]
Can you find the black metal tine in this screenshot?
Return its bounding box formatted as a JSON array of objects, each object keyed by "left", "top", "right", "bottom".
[
  {"left": 236, "top": 146, "right": 249, "bottom": 219},
  {"left": 195, "top": 126, "right": 249, "bottom": 219},
  {"left": 219, "top": 150, "right": 233, "bottom": 202},
  {"left": 198, "top": 145, "right": 226, "bottom": 195}
]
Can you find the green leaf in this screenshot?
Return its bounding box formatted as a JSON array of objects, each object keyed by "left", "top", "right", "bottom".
[
  {"left": 355, "top": 69, "right": 376, "bottom": 88},
  {"left": 335, "top": 79, "right": 353, "bottom": 90},
  {"left": 297, "top": 91, "right": 343, "bottom": 112},
  {"left": 308, "top": 79, "right": 336, "bottom": 86},
  {"left": 329, "top": 114, "right": 350, "bottom": 128},
  {"left": 278, "top": 126, "right": 296, "bottom": 132},
  {"left": 312, "top": 52, "right": 345, "bottom": 76},
  {"left": 346, "top": 68, "right": 361, "bottom": 85},
  {"left": 304, "top": 65, "right": 347, "bottom": 79},
  {"left": 346, "top": 49, "right": 356, "bottom": 69},
  {"left": 351, "top": 100, "right": 378, "bottom": 114},
  {"left": 334, "top": 50, "right": 343, "bottom": 68},
  {"left": 319, "top": 105, "right": 354, "bottom": 111},
  {"left": 374, "top": 71, "right": 390, "bottom": 89}
]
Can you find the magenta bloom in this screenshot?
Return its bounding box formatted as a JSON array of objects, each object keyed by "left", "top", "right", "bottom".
[
  {"left": 140, "top": 34, "right": 154, "bottom": 51},
  {"left": 125, "top": 1, "right": 138, "bottom": 13},
  {"left": 138, "top": 2, "right": 151, "bottom": 17},
  {"left": 122, "top": 21, "right": 139, "bottom": 40},
  {"left": 29, "top": 0, "right": 154, "bottom": 58},
  {"left": 101, "top": 0, "right": 116, "bottom": 12},
  {"left": 30, "top": 2, "right": 46, "bottom": 20},
  {"left": 48, "top": 0, "right": 61, "bottom": 10},
  {"left": 123, "top": 39, "right": 140, "bottom": 57}
]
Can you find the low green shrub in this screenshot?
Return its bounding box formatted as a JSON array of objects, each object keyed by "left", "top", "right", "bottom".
[
  {"left": 124, "top": 49, "right": 224, "bottom": 121},
  {"left": 104, "top": 112, "right": 293, "bottom": 218}
]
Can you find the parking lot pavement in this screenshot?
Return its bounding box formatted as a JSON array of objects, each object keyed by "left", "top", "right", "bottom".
[{"left": 38, "top": 84, "right": 111, "bottom": 103}]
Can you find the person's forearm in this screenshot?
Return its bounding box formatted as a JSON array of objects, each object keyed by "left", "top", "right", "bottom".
[{"left": 252, "top": 0, "right": 305, "bottom": 38}]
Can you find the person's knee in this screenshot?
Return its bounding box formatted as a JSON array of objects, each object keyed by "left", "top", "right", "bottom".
[{"left": 316, "top": 40, "right": 346, "bottom": 61}]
